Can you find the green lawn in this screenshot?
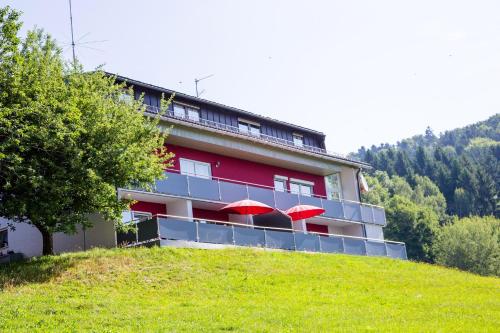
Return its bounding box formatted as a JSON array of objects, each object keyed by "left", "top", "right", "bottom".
[{"left": 0, "top": 247, "right": 499, "bottom": 332}]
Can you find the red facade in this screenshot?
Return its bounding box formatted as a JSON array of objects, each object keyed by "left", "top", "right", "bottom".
[
  {"left": 130, "top": 201, "right": 167, "bottom": 215},
  {"left": 167, "top": 144, "right": 327, "bottom": 196}
]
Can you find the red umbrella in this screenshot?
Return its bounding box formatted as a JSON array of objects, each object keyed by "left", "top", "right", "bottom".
[
  {"left": 285, "top": 205, "right": 325, "bottom": 221},
  {"left": 220, "top": 199, "right": 274, "bottom": 215}
]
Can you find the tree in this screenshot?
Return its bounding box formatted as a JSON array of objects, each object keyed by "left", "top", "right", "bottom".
[
  {"left": 0, "top": 7, "right": 173, "bottom": 255},
  {"left": 433, "top": 216, "right": 500, "bottom": 276},
  {"left": 384, "top": 196, "right": 440, "bottom": 262}
]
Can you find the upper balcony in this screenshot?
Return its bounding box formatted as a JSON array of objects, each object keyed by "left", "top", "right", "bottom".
[
  {"left": 144, "top": 105, "right": 366, "bottom": 166},
  {"left": 120, "top": 170, "right": 386, "bottom": 226}
]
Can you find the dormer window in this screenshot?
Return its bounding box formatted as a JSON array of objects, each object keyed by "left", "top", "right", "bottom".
[
  {"left": 173, "top": 102, "right": 200, "bottom": 122},
  {"left": 293, "top": 133, "right": 304, "bottom": 147},
  {"left": 238, "top": 118, "right": 260, "bottom": 136}
]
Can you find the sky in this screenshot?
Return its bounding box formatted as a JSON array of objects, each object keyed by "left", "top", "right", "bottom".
[{"left": 6, "top": 0, "right": 500, "bottom": 153}]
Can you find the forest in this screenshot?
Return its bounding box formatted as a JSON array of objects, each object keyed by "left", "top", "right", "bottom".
[{"left": 350, "top": 114, "right": 499, "bottom": 275}]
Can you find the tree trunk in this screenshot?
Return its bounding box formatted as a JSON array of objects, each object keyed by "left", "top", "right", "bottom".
[{"left": 34, "top": 224, "right": 54, "bottom": 256}]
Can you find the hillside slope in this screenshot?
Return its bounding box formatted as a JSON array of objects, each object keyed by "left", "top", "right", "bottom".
[
  {"left": 1, "top": 247, "right": 499, "bottom": 332},
  {"left": 352, "top": 114, "right": 499, "bottom": 217}
]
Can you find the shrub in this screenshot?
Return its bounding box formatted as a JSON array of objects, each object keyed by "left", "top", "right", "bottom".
[{"left": 433, "top": 216, "right": 500, "bottom": 276}]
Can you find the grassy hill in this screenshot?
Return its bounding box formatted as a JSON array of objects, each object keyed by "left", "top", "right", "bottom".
[{"left": 1, "top": 247, "right": 499, "bottom": 332}]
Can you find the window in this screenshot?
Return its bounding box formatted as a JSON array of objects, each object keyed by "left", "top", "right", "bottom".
[
  {"left": 325, "top": 173, "right": 342, "bottom": 200},
  {"left": 119, "top": 92, "right": 134, "bottom": 105},
  {"left": 293, "top": 133, "right": 304, "bottom": 147},
  {"left": 290, "top": 179, "right": 313, "bottom": 197},
  {"left": 180, "top": 158, "right": 212, "bottom": 179},
  {"left": 238, "top": 119, "right": 260, "bottom": 136},
  {"left": 173, "top": 103, "right": 200, "bottom": 122},
  {"left": 274, "top": 176, "right": 287, "bottom": 192},
  {"left": 0, "top": 229, "right": 8, "bottom": 249},
  {"left": 132, "top": 211, "right": 152, "bottom": 222}
]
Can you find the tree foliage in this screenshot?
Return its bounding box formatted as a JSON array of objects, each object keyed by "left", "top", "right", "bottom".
[
  {"left": 353, "top": 114, "right": 499, "bottom": 217},
  {"left": 433, "top": 216, "right": 500, "bottom": 276},
  {"left": 0, "top": 6, "right": 173, "bottom": 255},
  {"left": 362, "top": 172, "right": 442, "bottom": 262}
]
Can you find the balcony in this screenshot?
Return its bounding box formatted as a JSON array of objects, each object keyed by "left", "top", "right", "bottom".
[
  {"left": 124, "top": 171, "right": 387, "bottom": 226},
  {"left": 118, "top": 215, "right": 407, "bottom": 259},
  {"left": 144, "top": 105, "right": 362, "bottom": 163}
]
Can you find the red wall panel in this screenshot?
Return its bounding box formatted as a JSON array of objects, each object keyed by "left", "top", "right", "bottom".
[
  {"left": 167, "top": 144, "right": 326, "bottom": 196},
  {"left": 193, "top": 208, "right": 229, "bottom": 221},
  {"left": 306, "top": 223, "right": 329, "bottom": 234},
  {"left": 131, "top": 201, "right": 167, "bottom": 216}
]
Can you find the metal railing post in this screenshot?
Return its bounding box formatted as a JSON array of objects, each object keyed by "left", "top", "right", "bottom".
[
  {"left": 341, "top": 237, "right": 346, "bottom": 254},
  {"left": 231, "top": 225, "right": 236, "bottom": 245},
  {"left": 293, "top": 231, "right": 297, "bottom": 251},
  {"left": 195, "top": 220, "right": 199, "bottom": 242},
  {"left": 218, "top": 179, "right": 222, "bottom": 201},
  {"left": 186, "top": 175, "right": 191, "bottom": 196},
  {"left": 245, "top": 184, "right": 250, "bottom": 199},
  {"left": 318, "top": 234, "right": 322, "bottom": 252},
  {"left": 341, "top": 200, "right": 347, "bottom": 219},
  {"left": 263, "top": 229, "right": 267, "bottom": 248},
  {"left": 371, "top": 206, "right": 376, "bottom": 224},
  {"left": 364, "top": 240, "right": 368, "bottom": 256}
]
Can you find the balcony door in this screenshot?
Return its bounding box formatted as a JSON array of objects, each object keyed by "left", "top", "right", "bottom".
[
  {"left": 325, "top": 173, "right": 342, "bottom": 200},
  {"left": 180, "top": 158, "right": 212, "bottom": 179}
]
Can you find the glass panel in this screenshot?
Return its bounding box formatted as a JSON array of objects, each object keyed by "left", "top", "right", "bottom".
[
  {"left": 290, "top": 183, "right": 300, "bottom": 195},
  {"left": 274, "top": 179, "right": 286, "bottom": 192},
  {"left": 265, "top": 230, "right": 295, "bottom": 250},
  {"left": 156, "top": 172, "right": 189, "bottom": 197},
  {"left": 173, "top": 104, "right": 186, "bottom": 118},
  {"left": 295, "top": 233, "right": 320, "bottom": 252},
  {"left": 121, "top": 211, "right": 133, "bottom": 224},
  {"left": 233, "top": 226, "right": 265, "bottom": 247},
  {"left": 187, "top": 108, "right": 200, "bottom": 122},
  {"left": 293, "top": 135, "right": 303, "bottom": 147},
  {"left": 386, "top": 243, "right": 407, "bottom": 259},
  {"left": 343, "top": 238, "right": 367, "bottom": 255},
  {"left": 300, "top": 184, "right": 312, "bottom": 197},
  {"left": 325, "top": 173, "right": 341, "bottom": 200},
  {"left": 137, "top": 219, "right": 159, "bottom": 242},
  {"left": 249, "top": 125, "right": 260, "bottom": 136},
  {"left": 248, "top": 185, "right": 275, "bottom": 207},
  {"left": 366, "top": 241, "right": 387, "bottom": 257},
  {"left": 198, "top": 223, "right": 233, "bottom": 244},
  {"left": 194, "top": 162, "right": 211, "bottom": 179},
  {"left": 319, "top": 236, "right": 344, "bottom": 253},
  {"left": 132, "top": 211, "right": 152, "bottom": 222},
  {"left": 158, "top": 218, "right": 197, "bottom": 241},
  {"left": 188, "top": 177, "right": 220, "bottom": 201},
  {"left": 238, "top": 122, "right": 249, "bottom": 133},
  {"left": 180, "top": 159, "right": 195, "bottom": 176},
  {"left": 220, "top": 181, "right": 248, "bottom": 202}
]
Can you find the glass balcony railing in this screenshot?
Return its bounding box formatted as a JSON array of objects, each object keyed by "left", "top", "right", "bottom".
[
  {"left": 126, "top": 171, "right": 387, "bottom": 226},
  {"left": 117, "top": 216, "right": 407, "bottom": 260},
  {"left": 144, "top": 105, "right": 362, "bottom": 163}
]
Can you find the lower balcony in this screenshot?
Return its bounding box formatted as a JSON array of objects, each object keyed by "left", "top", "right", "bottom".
[
  {"left": 120, "top": 171, "right": 387, "bottom": 226},
  {"left": 117, "top": 215, "right": 407, "bottom": 260}
]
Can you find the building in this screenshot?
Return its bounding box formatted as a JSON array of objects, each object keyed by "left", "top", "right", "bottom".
[{"left": 0, "top": 75, "right": 407, "bottom": 260}]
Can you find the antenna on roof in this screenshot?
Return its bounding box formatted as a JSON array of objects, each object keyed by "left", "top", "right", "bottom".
[
  {"left": 66, "top": 0, "right": 108, "bottom": 66},
  {"left": 68, "top": 0, "right": 76, "bottom": 66},
  {"left": 194, "top": 74, "right": 214, "bottom": 97}
]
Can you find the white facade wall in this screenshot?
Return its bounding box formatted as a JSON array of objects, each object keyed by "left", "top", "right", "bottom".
[
  {"left": 365, "top": 224, "right": 384, "bottom": 240},
  {"left": 0, "top": 215, "right": 116, "bottom": 258}
]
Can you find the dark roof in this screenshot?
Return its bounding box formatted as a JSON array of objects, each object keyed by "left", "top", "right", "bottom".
[{"left": 108, "top": 72, "right": 326, "bottom": 137}]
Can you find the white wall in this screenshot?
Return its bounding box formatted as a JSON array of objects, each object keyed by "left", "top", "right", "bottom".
[
  {"left": 0, "top": 215, "right": 116, "bottom": 258},
  {"left": 342, "top": 224, "right": 365, "bottom": 237},
  {"left": 365, "top": 224, "right": 384, "bottom": 240},
  {"left": 168, "top": 199, "right": 193, "bottom": 220}
]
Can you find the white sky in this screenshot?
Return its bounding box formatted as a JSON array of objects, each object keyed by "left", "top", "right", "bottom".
[{"left": 6, "top": 0, "right": 500, "bottom": 153}]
